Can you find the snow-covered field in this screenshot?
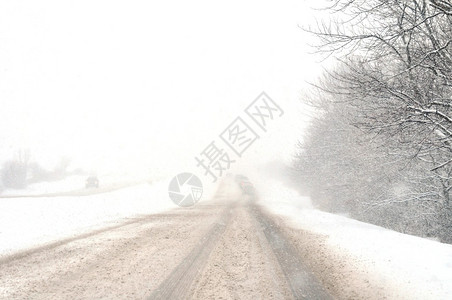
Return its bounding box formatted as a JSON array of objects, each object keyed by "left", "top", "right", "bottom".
[
  {"left": 1, "top": 175, "right": 89, "bottom": 196},
  {"left": 0, "top": 173, "right": 146, "bottom": 197},
  {"left": 0, "top": 180, "right": 177, "bottom": 257},
  {"left": 258, "top": 180, "right": 452, "bottom": 300}
]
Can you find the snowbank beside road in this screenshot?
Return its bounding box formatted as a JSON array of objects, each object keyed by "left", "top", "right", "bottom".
[
  {"left": 0, "top": 173, "right": 147, "bottom": 197},
  {"left": 0, "top": 180, "right": 176, "bottom": 257},
  {"left": 259, "top": 181, "right": 452, "bottom": 300},
  {"left": 254, "top": 179, "right": 313, "bottom": 209}
]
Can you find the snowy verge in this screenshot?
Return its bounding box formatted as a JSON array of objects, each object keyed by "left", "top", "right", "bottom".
[
  {"left": 0, "top": 174, "right": 145, "bottom": 197},
  {"left": 258, "top": 180, "right": 452, "bottom": 300},
  {"left": 1, "top": 175, "right": 89, "bottom": 196},
  {"left": 0, "top": 180, "right": 177, "bottom": 257}
]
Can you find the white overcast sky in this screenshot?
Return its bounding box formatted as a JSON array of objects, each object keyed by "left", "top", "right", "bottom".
[{"left": 0, "top": 0, "right": 324, "bottom": 178}]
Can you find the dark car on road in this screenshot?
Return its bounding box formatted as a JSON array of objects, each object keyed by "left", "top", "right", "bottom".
[
  {"left": 85, "top": 176, "right": 99, "bottom": 189},
  {"left": 235, "top": 175, "right": 256, "bottom": 195}
]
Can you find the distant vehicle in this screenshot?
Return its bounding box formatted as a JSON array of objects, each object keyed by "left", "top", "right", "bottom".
[
  {"left": 235, "top": 174, "right": 249, "bottom": 184},
  {"left": 85, "top": 176, "right": 99, "bottom": 189},
  {"left": 235, "top": 175, "right": 255, "bottom": 195}
]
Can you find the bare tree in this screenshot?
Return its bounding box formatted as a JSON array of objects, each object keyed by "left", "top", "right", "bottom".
[
  {"left": 1, "top": 149, "right": 31, "bottom": 189},
  {"left": 296, "top": 0, "right": 452, "bottom": 242}
]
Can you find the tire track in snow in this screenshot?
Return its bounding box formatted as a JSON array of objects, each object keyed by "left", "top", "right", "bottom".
[
  {"left": 147, "top": 203, "right": 234, "bottom": 300},
  {"left": 251, "top": 204, "right": 333, "bottom": 299},
  {"left": 0, "top": 206, "right": 218, "bottom": 265}
]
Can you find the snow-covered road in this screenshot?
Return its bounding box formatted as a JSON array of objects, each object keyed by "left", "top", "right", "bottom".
[
  {"left": 0, "top": 190, "right": 331, "bottom": 299},
  {"left": 0, "top": 178, "right": 451, "bottom": 299},
  {"left": 0, "top": 181, "right": 176, "bottom": 257}
]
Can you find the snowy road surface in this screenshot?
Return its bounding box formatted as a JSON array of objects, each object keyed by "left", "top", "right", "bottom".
[
  {"left": 0, "top": 182, "right": 176, "bottom": 256},
  {"left": 0, "top": 195, "right": 331, "bottom": 299},
  {"left": 0, "top": 179, "right": 452, "bottom": 299}
]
